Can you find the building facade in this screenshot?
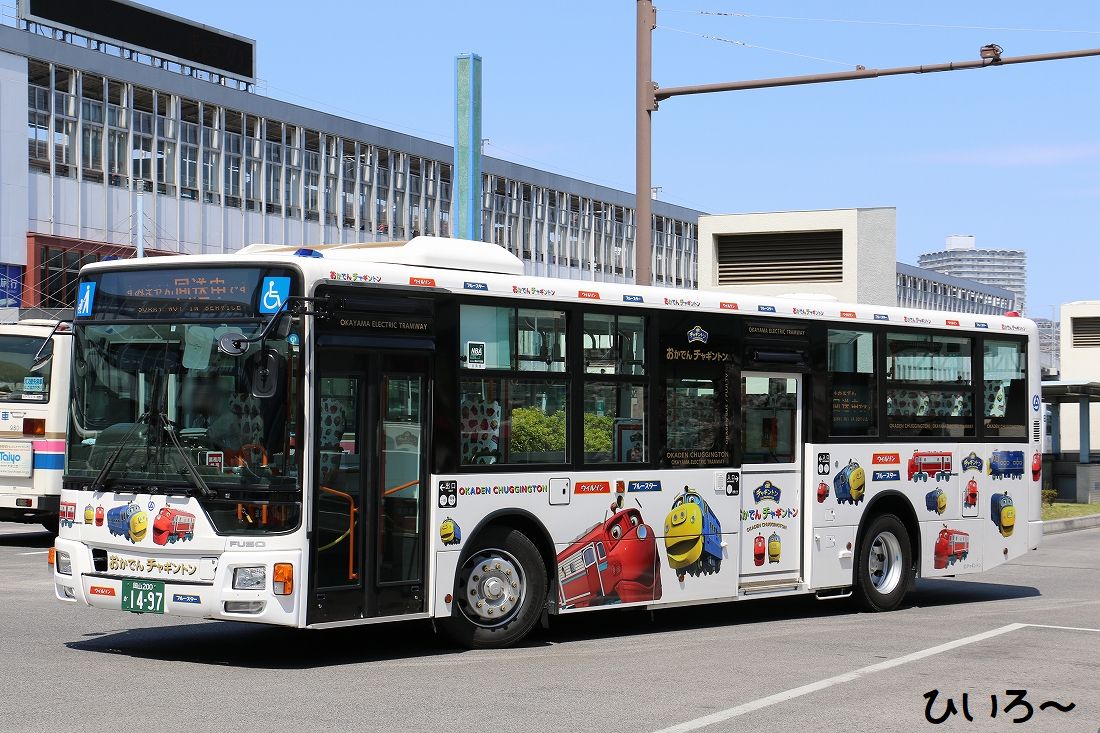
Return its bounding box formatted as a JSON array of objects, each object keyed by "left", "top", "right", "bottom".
[
  {"left": 918, "top": 235, "right": 1027, "bottom": 313},
  {"left": 0, "top": 11, "right": 701, "bottom": 312},
  {"left": 895, "top": 262, "right": 1016, "bottom": 315}
]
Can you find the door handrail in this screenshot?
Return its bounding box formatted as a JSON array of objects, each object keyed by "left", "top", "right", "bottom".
[{"left": 319, "top": 485, "right": 358, "bottom": 581}]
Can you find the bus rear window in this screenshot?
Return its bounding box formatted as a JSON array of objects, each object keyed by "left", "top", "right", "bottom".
[{"left": 0, "top": 335, "right": 51, "bottom": 402}]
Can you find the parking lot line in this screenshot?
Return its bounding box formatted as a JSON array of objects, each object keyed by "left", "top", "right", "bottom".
[
  {"left": 651, "top": 623, "right": 1027, "bottom": 733},
  {"left": 16, "top": 550, "right": 49, "bottom": 556}
]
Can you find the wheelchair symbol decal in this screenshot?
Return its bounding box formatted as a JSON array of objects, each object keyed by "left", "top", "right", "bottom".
[{"left": 259, "top": 277, "right": 290, "bottom": 314}]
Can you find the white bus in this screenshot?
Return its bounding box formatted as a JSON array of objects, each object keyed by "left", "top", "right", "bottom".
[
  {"left": 0, "top": 320, "right": 71, "bottom": 532},
  {"left": 53, "top": 237, "right": 1042, "bottom": 648}
]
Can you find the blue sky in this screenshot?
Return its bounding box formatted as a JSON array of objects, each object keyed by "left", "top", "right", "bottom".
[{"left": 149, "top": 1, "right": 1100, "bottom": 317}]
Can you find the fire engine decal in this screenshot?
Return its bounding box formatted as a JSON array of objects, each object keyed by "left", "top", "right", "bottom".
[
  {"left": 908, "top": 451, "right": 953, "bottom": 482},
  {"left": 59, "top": 501, "right": 77, "bottom": 528},
  {"left": 152, "top": 508, "right": 195, "bottom": 546},
  {"left": 988, "top": 451, "right": 1025, "bottom": 480},
  {"left": 557, "top": 503, "right": 661, "bottom": 609},
  {"left": 440, "top": 517, "right": 462, "bottom": 546},
  {"left": 833, "top": 460, "right": 865, "bottom": 505},
  {"left": 924, "top": 488, "right": 947, "bottom": 515},
  {"left": 106, "top": 504, "right": 148, "bottom": 543},
  {"left": 664, "top": 487, "right": 723, "bottom": 580},
  {"left": 960, "top": 452, "right": 984, "bottom": 473},
  {"left": 934, "top": 526, "right": 970, "bottom": 569}
]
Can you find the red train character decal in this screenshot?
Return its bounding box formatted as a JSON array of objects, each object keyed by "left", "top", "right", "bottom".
[
  {"left": 908, "top": 451, "right": 953, "bottom": 482},
  {"left": 816, "top": 481, "right": 829, "bottom": 503},
  {"left": 94, "top": 506, "right": 104, "bottom": 526},
  {"left": 964, "top": 478, "right": 978, "bottom": 508},
  {"left": 933, "top": 527, "right": 970, "bottom": 569},
  {"left": 753, "top": 534, "right": 766, "bottom": 566},
  {"left": 1031, "top": 452, "right": 1041, "bottom": 483},
  {"left": 152, "top": 508, "right": 196, "bottom": 545},
  {"left": 556, "top": 506, "right": 661, "bottom": 609}
]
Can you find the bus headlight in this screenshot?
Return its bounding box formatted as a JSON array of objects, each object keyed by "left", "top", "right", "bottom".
[
  {"left": 55, "top": 550, "right": 72, "bottom": 576},
  {"left": 232, "top": 566, "right": 266, "bottom": 590}
]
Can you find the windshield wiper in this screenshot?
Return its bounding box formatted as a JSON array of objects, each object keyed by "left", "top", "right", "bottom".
[
  {"left": 153, "top": 410, "right": 214, "bottom": 500},
  {"left": 87, "top": 411, "right": 150, "bottom": 493}
]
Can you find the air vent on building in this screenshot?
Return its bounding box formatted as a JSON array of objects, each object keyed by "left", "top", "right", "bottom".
[
  {"left": 1071, "top": 317, "right": 1100, "bottom": 348},
  {"left": 714, "top": 230, "right": 843, "bottom": 285}
]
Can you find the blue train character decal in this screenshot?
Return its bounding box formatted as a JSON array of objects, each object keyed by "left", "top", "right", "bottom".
[
  {"left": 988, "top": 450, "right": 1025, "bottom": 480},
  {"left": 106, "top": 503, "right": 148, "bottom": 544},
  {"left": 833, "top": 460, "right": 866, "bottom": 505},
  {"left": 924, "top": 488, "right": 946, "bottom": 515},
  {"left": 990, "top": 491, "right": 1016, "bottom": 538},
  {"left": 664, "top": 486, "right": 723, "bottom": 579}
]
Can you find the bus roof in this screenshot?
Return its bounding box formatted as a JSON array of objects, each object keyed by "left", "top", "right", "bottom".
[{"left": 77, "top": 236, "right": 1037, "bottom": 336}]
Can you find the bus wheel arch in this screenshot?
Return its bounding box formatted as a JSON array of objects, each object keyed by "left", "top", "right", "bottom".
[
  {"left": 439, "top": 511, "right": 554, "bottom": 649},
  {"left": 853, "top": 492, "right": 919, "bottom": 612}
]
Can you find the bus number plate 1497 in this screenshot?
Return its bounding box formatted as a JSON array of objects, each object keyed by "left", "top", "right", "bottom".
[{"left": 121, "top": 579, "right": 165, "bottom": 614}]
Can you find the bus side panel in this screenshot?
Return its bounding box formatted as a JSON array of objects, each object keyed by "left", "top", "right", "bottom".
[
  {"left": 808, "top": 441, "right": 1036, "bottom": 590},
  {"left": 429, "top": 469, "right": 743, "bottom": 618}
]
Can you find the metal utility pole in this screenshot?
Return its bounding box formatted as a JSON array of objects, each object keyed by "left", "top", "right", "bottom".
[{"left": 634, "top": 3, "right": 1100, "bottom": 286}]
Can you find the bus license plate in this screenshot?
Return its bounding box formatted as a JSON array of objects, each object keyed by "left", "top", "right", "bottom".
[{"left": 121, "top": 579, "right": 165, "bottom": 614}]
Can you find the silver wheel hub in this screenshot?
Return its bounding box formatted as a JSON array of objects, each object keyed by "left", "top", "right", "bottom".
[
  {"left": 461, "top": 549, "right": 525, "bottom": 626},
  {"left": 868, "top": 530, "right": 903, "bottom": 595}
]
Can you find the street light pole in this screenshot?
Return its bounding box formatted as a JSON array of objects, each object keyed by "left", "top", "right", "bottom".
[{"left": 634, "top": 11, "right": 1100, "bottom": 286}]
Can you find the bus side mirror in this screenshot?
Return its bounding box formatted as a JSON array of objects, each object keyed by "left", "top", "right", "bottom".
[{"left": 251, "top": 349, "right": 281, "bottom": 399}]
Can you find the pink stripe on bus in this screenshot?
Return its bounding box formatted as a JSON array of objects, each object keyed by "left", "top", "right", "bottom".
[{"left": 32, "top": 440, "right": 65, "bottom": 452}]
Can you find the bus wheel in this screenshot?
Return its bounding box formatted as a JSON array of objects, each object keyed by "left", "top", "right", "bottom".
[
  {"left": 855, "top": 513, "right": 911, "bottom": 612},
  {"left": 41, "top": 515, "right": 59, "bottom": 536},
  {"left": 440, "top": 526, "right": 547, "bottom": 649}
]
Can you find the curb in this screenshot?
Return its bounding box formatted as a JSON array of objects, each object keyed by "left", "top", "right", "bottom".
[{"left": 1043, "top": 513, "right": 1100, "bottom": 535}]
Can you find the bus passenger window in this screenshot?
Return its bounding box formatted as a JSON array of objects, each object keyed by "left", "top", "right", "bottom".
[{"left": 983, "top": 339, "right": 1026, "bottom": 437}]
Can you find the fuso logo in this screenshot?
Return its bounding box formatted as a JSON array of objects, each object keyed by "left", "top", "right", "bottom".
[
  {"left": 872, "top": 453, "right": 901, "bottom": 465},
  {"left": 575, "top": 481, "right": 611, "bottom": 494},
  {"left": 89, "top": 586, "right": 116, "bottom": 597},
  {"left": 409, "top": 277, "right": 436, "bottom": 287}
]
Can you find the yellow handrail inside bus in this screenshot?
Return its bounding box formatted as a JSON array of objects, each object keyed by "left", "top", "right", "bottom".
[{"left": 318, "top": 485, "right": 358, "bottom": 581}]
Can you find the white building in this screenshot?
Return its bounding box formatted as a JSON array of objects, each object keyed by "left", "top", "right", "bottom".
[{"left": 918, "top": 235, "right": 1027, "bottom": 313}]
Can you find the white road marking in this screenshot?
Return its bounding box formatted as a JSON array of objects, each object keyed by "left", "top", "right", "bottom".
[
  {"left": 17, "top": 550, "right": 49, "bottom": 556},
  {"left": 652, "top": 623, "right": 1028, "bottom": 733},
  {"left": 1026, "top": 623, "right": 1100, "bottom": 633}
]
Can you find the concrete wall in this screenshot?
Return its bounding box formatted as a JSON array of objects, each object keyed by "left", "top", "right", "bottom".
[
  {"left": 1058, "top": 300, "right": 1100, "bottom": 455},
  {"left": 696, "top": 208, "right": 896, "bottom": 307},
  {"left": 0, "top": 51, "right": 28, "bottom": 265}
]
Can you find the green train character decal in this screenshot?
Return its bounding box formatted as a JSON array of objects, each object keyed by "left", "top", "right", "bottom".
[{"left": 990, "top": 491, "right": 1015, "bottom": 538}]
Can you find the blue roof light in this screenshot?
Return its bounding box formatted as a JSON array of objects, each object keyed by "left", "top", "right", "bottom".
[{"left": 293, "top": 248, "right": 323, "bottom": 258}]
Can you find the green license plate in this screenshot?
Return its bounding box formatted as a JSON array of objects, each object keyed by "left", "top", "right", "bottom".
[{"left": 121, "top": 579, "right": 165, "bottom": 614}]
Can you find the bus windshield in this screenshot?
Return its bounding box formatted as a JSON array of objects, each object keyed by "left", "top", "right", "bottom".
[
  {"left": 66, "top": 321, "right": 300, "bottom": 494},
  {"left": 0, "top": 335, "right": 52, "bottom": 403}
]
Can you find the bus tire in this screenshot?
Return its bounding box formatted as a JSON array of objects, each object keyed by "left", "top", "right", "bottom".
[
  {"left": 854, "top": 513, "right": 911, "bottom": 612},
  {"left": 41, "top": 515, "right": 59, "bottom": 536},
  {"left": 439, "top": 526, "right": 547, "bottom": 649}
]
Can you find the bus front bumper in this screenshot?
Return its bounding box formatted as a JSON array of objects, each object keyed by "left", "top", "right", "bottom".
[{"left": 53, "top": 537, "right": 303, "bottom": 627}]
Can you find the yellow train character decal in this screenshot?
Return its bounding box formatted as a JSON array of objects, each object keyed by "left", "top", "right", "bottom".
[
  {"left": 663, "top": 487, "right": 723, "bottom": 578},
  {"left": 991, "top": 491, "right": 1015, "bottom": 538},
  {"left": 767, "top": 532, "right": 781, "bottom": 564},
  {"left": 439, "top": 517, "right": 462, "bottom": 546}
]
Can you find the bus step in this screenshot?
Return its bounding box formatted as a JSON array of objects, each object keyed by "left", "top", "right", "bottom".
[
  {"left": 814, "top": 587, "right": 853, "bottom": 601},
  {"left": 739, "top": 579, "right": 802, "bottom": 594}
]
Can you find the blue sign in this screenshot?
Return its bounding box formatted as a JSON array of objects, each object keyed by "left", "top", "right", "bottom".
[
  {"left": 623, "top": 295, "right": 644, "bottom": 303},
  {"left": 976, "top": 322, "right": 989, "bottom": 329},
  {"left": 258, "top": 276, "right": 291, "bottom": 314},
  {"left": 1032, "top": 395, "right": 1041, "bottom": 412},
  {"left": 627, "top": 480, "right": 662, "bottom": 492},
  {"left": 872, "top": 470, "right": 900, "bottom": 482},
  {"left": 172, "top": 594, "right": 201, "bottom": 604},
  {"left": 0, "top": 264, "right": 22, "bottom": 307},
  {"left": 22, "top": 376, "right": 44, "bottom": 393},
  {"left": 758, "top": 305, "right": 776, "bottom": 313},
  {"left": 75, "top": 282, "right": 96, "bottom": 317},
  {"left": 687, "top": 325, "right": 709, "bottom": 344},
  {"left": 463, "top": 281, "right": 488, "bottom": 291},
  {"left": 873, "top": 314, "right": 889, "bottom": 321},
  {"left": 753, "top": 480, "right": 781, "bottom": 503}
]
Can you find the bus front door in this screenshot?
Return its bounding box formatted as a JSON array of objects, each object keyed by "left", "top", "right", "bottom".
[
  {"left": 738, "top": 373, "right": 804, "bottom": 590},
  {"left": 309, "top": 351, "right": 430, "bottom": 624}
]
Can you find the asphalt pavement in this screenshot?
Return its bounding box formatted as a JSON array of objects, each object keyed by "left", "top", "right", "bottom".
[{"left": 1, "top": 521, "right": 1098, "bottom": 733}]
